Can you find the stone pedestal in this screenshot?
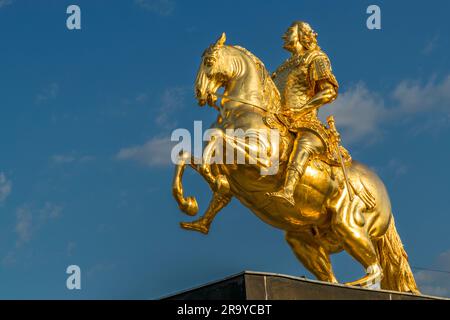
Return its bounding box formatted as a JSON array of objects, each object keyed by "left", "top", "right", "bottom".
[{"left": 163, "top": 271, "right": 445, "bottom": 300}]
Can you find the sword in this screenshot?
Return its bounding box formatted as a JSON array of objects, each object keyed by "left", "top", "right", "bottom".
[{"left": 327, "top": 115, "right": 354, "bottom": 201}]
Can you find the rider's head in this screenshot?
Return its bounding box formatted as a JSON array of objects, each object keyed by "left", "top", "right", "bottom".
[{"left": 283, "top": 21, "right": 318, "bottom": 53}]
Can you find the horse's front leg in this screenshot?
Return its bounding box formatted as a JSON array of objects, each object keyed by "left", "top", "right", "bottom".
[
  {"left": 172, "top": 151, "right": 199, "bottom": 216},
  {"left": 180, "top": 190, "right": 232, "bottom": 235},
  {"left": 200, "top": 134, "right": 221, "bottom": 186},
  {"left": 173, "top": 150, "right": 231, "bottom": 227}
]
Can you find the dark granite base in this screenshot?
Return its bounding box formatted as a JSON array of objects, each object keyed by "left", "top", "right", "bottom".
[{"left": 163, "top": 271, "right": 446, "bottom": 300}]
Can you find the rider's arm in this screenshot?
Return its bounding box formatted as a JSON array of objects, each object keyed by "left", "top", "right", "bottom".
[
  {"left": 297, "top": 80, "right": 337, "bottom": 115},
  {"left": 296, "top": 55, "right": 338, "bottom": 116}
]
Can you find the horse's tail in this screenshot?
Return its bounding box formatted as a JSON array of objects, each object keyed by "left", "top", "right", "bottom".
[{"left": 376, "top": 217, "right": 420, "bottom": 294}]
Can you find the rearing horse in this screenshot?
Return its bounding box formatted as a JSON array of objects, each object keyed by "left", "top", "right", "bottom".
[{"left": 172, "top": 33, "right": 419, "bottom": 293}]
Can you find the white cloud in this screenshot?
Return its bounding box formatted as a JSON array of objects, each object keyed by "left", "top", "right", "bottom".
[
  {"left": 117, "top": 76, "right": 450, "bottom": 166},
  {"left": 121, "top": 92, "right": 150, "bottom": 107},
  {"left": 51, "top": 154, "right": 75, "bottom": 164},
  {"left": 0, "top": 172, "right": 11, "bottom": 203},
  {"left": 80, "top": 155, "right": 96, "bottom": 162},
  {"left": 135, "top": 0, "right": 175, "bottom": 16},
  {"left": 15, "top": 202, "right": 63, "bottom": 247},
  {"left": 116, "top": 86, "right": 188, "bottom": 167},
  {"left": 155, "top": 87, "right": 187, "bottom": 129},
  {"left": 0, "top": 0, "right": 12, "bottom": 9},
  {"left": 419, "top": 285, "right": 449, "bottom": 297},
  {"left": 67, "top": 241, "right": 76, "bottom": 257},
  {"left": 51, "top": 153, "right": 95, "bottom": 164},
  {"left": 87, "top": 262, "right": 116, "bottom": 278},
  {"left": 1, "top": 251, "right": 16, "bottom": 267},
  {"left": 422, "top": 35, "right": 439, "bottom": 55},
  {"left": 39, "top": 202, "right": 63, "bottom": 220},
  {"left": 409, "top": 113, "right": 450, "bottom": 137},
  {"left": 116, "top": 136, "right": 174, "bottom": 167},
  {"left": 391, "top": 75, "right": 450, "bottom": 114},
  {"left": 320, "top": 75, "right": 450, "bottom": 144},
  {"left": 15, "top": 206, "right": 33, "bottom": 246},
  {"left": 36, "top": 82, "right": 59, "bottom": 104},
  {"left": 415, "top": 250, "right": 450, "bottom": 297},
  {"left": 135, "top": 93, "right": 148, "bottom": 104},
  {"left": 320, "top": 82, "right": 386, "bottom": 143},
  {"left": 387, "top": 158, "right": 408, "bottom": 177}
]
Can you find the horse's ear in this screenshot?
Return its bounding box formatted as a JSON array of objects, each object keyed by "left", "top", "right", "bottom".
[{"left": 215, "top": 32, "right": 226, "bottom": 47}]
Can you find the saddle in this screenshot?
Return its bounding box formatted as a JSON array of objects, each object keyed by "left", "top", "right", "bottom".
[{"left": 263, "top": 112, "right": 352, "bottom": 167}]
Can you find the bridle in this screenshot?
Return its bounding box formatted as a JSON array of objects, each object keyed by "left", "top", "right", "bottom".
[{"left": 209, "top": 92, "right": 270, "bottom": 117}]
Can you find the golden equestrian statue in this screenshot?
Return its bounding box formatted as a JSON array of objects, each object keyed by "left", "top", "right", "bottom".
[{"left": 172, "top": 21, "right": 419, "bottom": 293}]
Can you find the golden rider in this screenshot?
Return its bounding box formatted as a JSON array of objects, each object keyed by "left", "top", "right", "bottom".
[{"left": 268, "top": 21, "right": 339, "bottom": 206}]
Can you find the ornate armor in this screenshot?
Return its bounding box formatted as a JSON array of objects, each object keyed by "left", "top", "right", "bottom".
[
  {"left": 273, "top": 50, "right": 338, "bottom": 115},
  {"left": 268, "top": 38, "right": 343, "bottom": 206}
]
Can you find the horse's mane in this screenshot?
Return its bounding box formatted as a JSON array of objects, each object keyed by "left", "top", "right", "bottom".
[{"left": 232, "top": 45, "right": 281, "bottom": 112}]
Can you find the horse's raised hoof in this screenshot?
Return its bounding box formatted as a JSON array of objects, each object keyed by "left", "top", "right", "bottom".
[
  {"left": 266, "top": 190, "right": 296, "bottom": 207},
  {"left": 345, "top": 264, "right": 383, "bottom": 289},
  {"left": 180, "top": 221, "right": 210, "bottom": 235},
  {"left": 179, "top": 196, "right": 199, "bottom": 216}
]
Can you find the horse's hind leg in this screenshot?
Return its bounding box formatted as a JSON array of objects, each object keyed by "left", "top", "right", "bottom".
[
  {"left": 181, "top": 192, "right": 231, "bottom": 234},
  {"left": 285, "top": 231, "right": 337, "bottom": 283},
  {"left": 330, "top": 193, "right": 382, "bottom": 288}
]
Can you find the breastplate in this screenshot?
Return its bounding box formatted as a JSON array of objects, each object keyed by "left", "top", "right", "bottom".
[{"left": 273, "top": 58, "right": 315, "bottom": 111}]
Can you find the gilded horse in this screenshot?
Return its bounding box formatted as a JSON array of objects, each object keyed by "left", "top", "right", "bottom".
[{"left": 172, "top": 33, "right": 418, "bottom": 293}]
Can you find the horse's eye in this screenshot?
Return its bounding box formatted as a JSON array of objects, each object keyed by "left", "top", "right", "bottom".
[{"left": 204, "top": 57, "right": 215, "bottom": 67}]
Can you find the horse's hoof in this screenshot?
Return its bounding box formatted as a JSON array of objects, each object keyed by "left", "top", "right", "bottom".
[
  {"left": 345, "top": 264, "right": 383, "bottom": 288},
  {"left": 180, "top": 221, "right": 209, "bottom": 235},
  {"left": 180, "top": 196, "right": 199, "bottom": 216}
]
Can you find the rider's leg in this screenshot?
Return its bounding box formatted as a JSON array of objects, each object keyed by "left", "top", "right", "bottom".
[
  {"left": 268, "top": 131, "right": 324, "bottom": 206},
  {"left": 285, "top": 231, "right": 338, "bottom": 283}
]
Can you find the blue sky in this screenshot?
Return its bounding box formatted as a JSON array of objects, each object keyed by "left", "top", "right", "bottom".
[{"left": 0, "top": 0, "right": 449, "bottom": 299}]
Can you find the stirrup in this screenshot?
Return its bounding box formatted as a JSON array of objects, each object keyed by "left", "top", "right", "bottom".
[{"left": 266, "top": 190, "right": 296, "bottom": 207}]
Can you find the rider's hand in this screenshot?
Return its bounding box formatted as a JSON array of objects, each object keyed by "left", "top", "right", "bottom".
[{"left": 282, "top": 109, "right": 294, "bottom": 117}]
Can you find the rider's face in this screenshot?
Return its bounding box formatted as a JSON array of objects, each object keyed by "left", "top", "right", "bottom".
[{"left": 282, "top": 25, "right": 299, "bottom": 52}]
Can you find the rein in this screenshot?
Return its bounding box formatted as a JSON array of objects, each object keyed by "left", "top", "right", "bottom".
[{"left": 211, "top": 92, "right": 270, "bottom": 114}]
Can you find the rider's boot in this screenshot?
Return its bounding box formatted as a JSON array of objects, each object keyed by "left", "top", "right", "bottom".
[{"left": 267, "top": 147, "right": 311, "bottom": 207}]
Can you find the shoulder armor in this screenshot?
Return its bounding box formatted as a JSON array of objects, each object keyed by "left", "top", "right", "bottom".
[{"left": 308, "top": 51, "right": 338, "bottom": 89}]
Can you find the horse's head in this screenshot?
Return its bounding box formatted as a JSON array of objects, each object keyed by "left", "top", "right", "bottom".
[{"left": 195, "top": 33, "right": 234, "bottom": 106}]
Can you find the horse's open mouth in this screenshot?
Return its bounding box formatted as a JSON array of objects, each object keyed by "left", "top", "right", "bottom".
[
  {"left": 197, "top": 92, "right": 217, "bottom": 107},
  {"left": 198, "top": 98, "right": 206, "bottom": 106},
  {"left": 206, "top": 92, "right": 217, "bottom": 106}
]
